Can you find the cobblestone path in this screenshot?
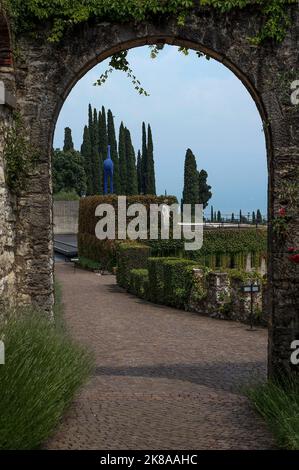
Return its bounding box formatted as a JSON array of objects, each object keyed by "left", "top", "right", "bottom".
[{"left": 47, "top": 262, "right": 274, "bottom": 450}]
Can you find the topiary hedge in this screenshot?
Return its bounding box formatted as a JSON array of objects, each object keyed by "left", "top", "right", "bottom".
[
  {"left": 162, "top": 258, "right": 198, "bottom": 308},
  {"left": 147, "top": 257, "right": 173, "bottom": 304},
  {"left": 116, "top": 243, "right": 150, "bottom": 289},
  {"left": 129, "top": 269, "right": 149, "bottom": 299},
  {"left": 78, "top": 194, "right": 177, "bottom": 271}
]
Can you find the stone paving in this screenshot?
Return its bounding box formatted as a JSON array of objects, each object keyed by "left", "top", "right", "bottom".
[{"left": 46, "top": 262, "right": 274, "bottom": 450}]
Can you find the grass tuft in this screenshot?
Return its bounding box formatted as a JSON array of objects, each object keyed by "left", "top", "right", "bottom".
[
  {"left": 246, "top": 375, "right": 299, "bottom": 450},
  {"left": 0, "top": 296, "right": 93, "bottom": 449}
]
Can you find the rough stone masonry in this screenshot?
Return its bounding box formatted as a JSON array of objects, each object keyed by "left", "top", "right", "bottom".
[{"left": 0, "top": 4, "right": 298, "bottom": 376}]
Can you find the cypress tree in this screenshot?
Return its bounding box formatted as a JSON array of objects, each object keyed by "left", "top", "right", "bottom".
[
  {"left": 98, "top": 107, "right": 108, "bottom": 194},
  {"left": 210, "top": 206, "right": 214, "bottom": 222},
  {"left": 146, "top": 124, "right": 156, "bottom": 195},
  {"left": 88, "top": 104, "right": 93, "bottom": 136},
  {"left": 125, "top": 128, "right": 138, "bottom": 195},
  {"left": 239, "top": 209, "right": 242, "bottom": 223},
  {"left": 217, "top": 210, "right": 222, "bottom": 222},
  {"left": 118, "top": 122, "right": 127, "bottom": 194},
  {"left": 107, "top": 109, "right": 120, "bottom": 194},
  {"left": 182, "top": 148, "right": 199, "bottom": 210},
  {"left": 231, "top": 212, "right": 235, "bottom": 223},
  {"left": 256, "top": 209, "right": 262, "bottom": 224},
  {"left": 81, "top": 125, "right": 92, "bottom": 195},
  {"left": 90, "top": 108, "right": 101, "bottom": 194},
  {"left": 137, "top": 150, "right": 142, "bottom": 194},
  {"left": 63, "top": 127, "right": 74, "bottom": 152},
  {"left": 252, "top": 211, "right": 256, "bottom": 224},
  {"left": 198, "top": 169, "right": 212, "bottom": 209},
  {"left": 141, "top": 122, "right": 147, "bottom": 194}
]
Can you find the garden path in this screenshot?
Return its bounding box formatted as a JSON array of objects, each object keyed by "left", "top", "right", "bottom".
[{"left": 47, "top": 262, "right": 274, "bottom": 450}]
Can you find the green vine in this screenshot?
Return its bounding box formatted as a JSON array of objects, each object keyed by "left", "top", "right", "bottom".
[
  {"left": 3, "top": 0, "right": 297, "bottom": 44},
  {"left": 2, "top": 1, "right": 297, "bottom": 94},
  {"left": 1, "top": 112, "right": 38, "bottom": 193}
]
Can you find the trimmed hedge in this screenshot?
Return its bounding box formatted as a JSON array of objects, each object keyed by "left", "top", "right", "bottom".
[
  {"left": 78, "top": 195, "right": 177, "bottom": 270},
  {"left": 116, "top": 243, "right": 150, "bottom": 289},
  {"left": 147, "top": 228, "right": 267, "bottom": 270},
  {"left": 78, "top": 233, "right": 117, "bottom": 271},
  {"left": 162, "top": 259, "right": 198, "bottom": 308},
  {"left": 79, "top": 195, "right": 177, "bottom": 236},
  {"left": 147, "top": 257, "right": 176, "bottom": 304},
  {"left": 147, "top": 257, "right": 198, "bottom": 308},
  {"left": 129, "top": 269, "right": 149, "bottom": 299}
]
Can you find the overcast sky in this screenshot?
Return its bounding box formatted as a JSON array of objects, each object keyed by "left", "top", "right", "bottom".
[{"left": 54, "top": 45, "right": 267, "bottom": 216}]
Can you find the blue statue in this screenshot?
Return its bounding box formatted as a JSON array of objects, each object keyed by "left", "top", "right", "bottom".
[{"left": 103, "top": 144, "right": 114, "bottom": 194}]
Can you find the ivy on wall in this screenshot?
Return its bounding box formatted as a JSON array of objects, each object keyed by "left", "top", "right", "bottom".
[
  {"left": 3, "top": 0, "right": 297, "bottom": 44},
  {"left": 2, "top": 1, "right": 297, "bottom": 94},
  {"left": 1, "top": 112, "right": 38, "bottom": 193}
]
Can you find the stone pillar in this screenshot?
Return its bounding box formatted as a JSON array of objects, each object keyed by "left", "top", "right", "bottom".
[
  {"left": 0, "top": 74, "right": 17, "bottom": 312},
  {"left": 204, "top": 272, "right": 230, "bottom": 319}
]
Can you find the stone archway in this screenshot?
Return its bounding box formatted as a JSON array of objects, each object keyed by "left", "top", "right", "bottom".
[
  {"left": 0, "top": 10, "right": 12, "bottom": 68},
  {"left": 0, "top": 6, "right": 298, "bottom": 377}
]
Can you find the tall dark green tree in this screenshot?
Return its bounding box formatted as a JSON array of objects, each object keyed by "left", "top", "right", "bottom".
[
  {"left": 107, "top": 109, "right": 120, "bottom": 194},
  {"left": 146, "top": 124, "right": 156, "bottom": 195},
  {"left": 252, "top": 211, "right": 256, "bottom": 224},
  {"left": 63, "top": 127, "right": 74, "bottom": 152},
  {"left": 182, "top": 149, "right": 199, "bottom": 209},
  {"left": 198, "top": 169, "right": 212, "bottom": 209},
  {"left": 91, "top": 108, "right": 101, "bottom": 194},
  {"left": 137, "top": 150, "right": 142, "bottom": 194},
  {"left": 217, "top": 210, "right": 222, "bottom": 222},
  {"left": 256, "top": 209, "right": 263, "bottom": 224},
  {"left": 118, "top": 122, "right": 127, "bottom": 194},
  {"left": 210, "top": 205, "right": 214, "bottom": 222},
  {"left": 141, "top": 122, "right": 147, "bottom": 194},
  {"left": 81, "top": 125, "right": 92, "bottom": 195},
  {"left": 125, "top": 128, "right": 138, "bottom": 195}
]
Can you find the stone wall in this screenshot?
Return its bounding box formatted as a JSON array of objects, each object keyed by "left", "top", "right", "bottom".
[
  {"left": 188, "top": 269, "right": 267, "bottom": 326},
  {"left": 53, "top": 201, "right": 79, "bottom": 235},
  {"left": 0, "top": 94, "right": 16, "bottom": 312}
]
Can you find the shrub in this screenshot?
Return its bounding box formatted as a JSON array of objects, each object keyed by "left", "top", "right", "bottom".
[
  {"left": 162, "top": 259, "right": 197, "bottom": 308},
  {"left": 247, "top": 376, "right": 299, "bottom": 450},
  {"left": 147, "top": 257, "right": 197, "bottom": 308},
  {"left": 0, "top": 308, "right": 93, "bottom": 450},
  {"left": 147, "top": 228, "right": 267, "bottom": 270},
  {"left": 116, "top": 243, "right": 150, "bottom": 289},
  {"left": 53, "top": 191, "right": 80, "bottom": 201},
  {"left": 78, "top": 256, "right": 102, "bottom": 271},
  {"left": 78, "top": 195, "right": 177, "bottom": 270},
  {"left": 147, "top": 257, "right": 173, "bottom": 304},
  {"left": 78, "top": 233, "right": 117, "bottom": 271},
  {"left": 129, "top": 269, "right": 149, "bottom": 299}
]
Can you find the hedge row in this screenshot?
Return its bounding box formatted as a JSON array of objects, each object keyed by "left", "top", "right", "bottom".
[
  {"left": 129, "top": 269, "right": 149, "bottom": 299},
  {"left": 117, "top": 247, "right": 197, "bottom": 309},
  {"left": 78, "top": 195, "right": 177, "bottom": 270},
  {"left": 79, "top": 195, "right": 177, "bottom": 236},
  {"left": 148, "top": 258, "right": 197, "bottom": 309},
  {"left": 78, "top": 233, "right": 117, "bottom": 271},
  {"left": 116, "top": 243, "right": 150, "bottom": 289},
  {"left": 147, "top": 228, "right": 267, "bottom": 256}
]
